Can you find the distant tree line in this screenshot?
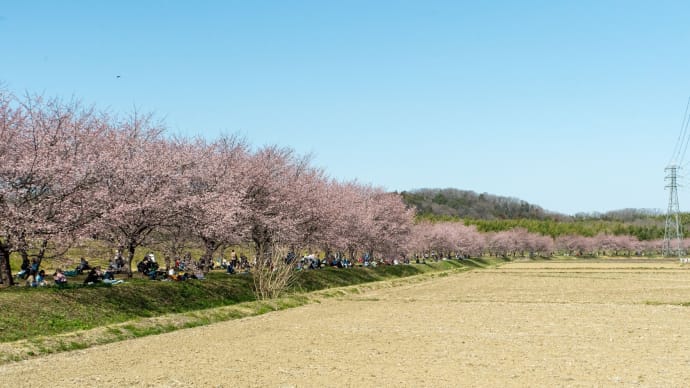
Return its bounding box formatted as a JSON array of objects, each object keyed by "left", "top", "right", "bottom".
[
  {"left": 402, "top": 188, "right": 679, "bottom": 241},
  {"left": 401, "top": 188, "right": 562, "bottom": 220},
  {"left": 407, "top": 222, "right": 674, "bottom": 260},
  {"left": 465, "top": 218, "right": 668, "bottom": 241}
]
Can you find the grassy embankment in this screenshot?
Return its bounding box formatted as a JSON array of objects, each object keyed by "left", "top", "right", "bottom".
[{"left": 0, "top": 257, "right": 502, "bottom": 363}]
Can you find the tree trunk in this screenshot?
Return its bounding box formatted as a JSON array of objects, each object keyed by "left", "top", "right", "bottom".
[
  {"left": 253, "top": 238, "right": 264, "bottom": 265},
  {"left": 19, "top": 250, "right": 29, "bottom": 267},
  {"left": 252, "top": 227, "right": 271, "bottom": 267},
  {"left": 35, "top": 239, "right": 48, "bottom": 268},
  {"left": 0, "top": 243, "right": 14, "bottom": 287},
  {"left": 201, "top": 239, "right": 218, "bottom": 273},
  {"left": 126, "top": 241, "right": 136, "bottom": 278}
]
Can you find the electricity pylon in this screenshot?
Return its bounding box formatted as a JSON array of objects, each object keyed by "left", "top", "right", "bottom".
[{"left": 663, "top": 165, "right": 683, "bottom": 258}]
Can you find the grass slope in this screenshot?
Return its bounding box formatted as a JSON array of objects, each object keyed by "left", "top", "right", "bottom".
[{"left": 0, "top": 259, "right": 493, "bottom": 364}]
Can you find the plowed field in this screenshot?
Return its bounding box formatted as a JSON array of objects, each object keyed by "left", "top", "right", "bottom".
[{"left": 3, "top": 260, "right": 690, "bottom": 387}]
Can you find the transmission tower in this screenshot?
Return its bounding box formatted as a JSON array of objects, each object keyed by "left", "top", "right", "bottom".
[{"left": 663, "top": 165, "right": 683, "bottom": 258}]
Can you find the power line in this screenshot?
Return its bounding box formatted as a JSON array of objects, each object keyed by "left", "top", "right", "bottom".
[{"left": 670, "top": 96, "right": 690, "bottom": 166}]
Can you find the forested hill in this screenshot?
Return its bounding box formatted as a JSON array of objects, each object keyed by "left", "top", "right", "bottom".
[
  {"left": 400, "top": 188, "right": 671, "bottom": 240},
  {"left": 401, "top": 188, "right": 664, "bottom": 221},
  {"left": 400, "top": 188, "right": 564, "bottom": 220}
]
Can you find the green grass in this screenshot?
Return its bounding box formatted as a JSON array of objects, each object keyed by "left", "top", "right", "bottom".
[
  {"left": 0, "top": 272, "right": 256, "bottom": 342},
  {"left": 0, "top": 258, "right": 492, "bottom": 347}
]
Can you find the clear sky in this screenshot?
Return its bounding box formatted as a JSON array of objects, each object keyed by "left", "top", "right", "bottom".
[{"left": 2, "top": 1, "right": 690, "bottom": 215}]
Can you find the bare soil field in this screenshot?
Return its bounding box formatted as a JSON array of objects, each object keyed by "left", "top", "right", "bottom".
[{"left": 3, "top": 259, "right": 690, "bottom": 387}]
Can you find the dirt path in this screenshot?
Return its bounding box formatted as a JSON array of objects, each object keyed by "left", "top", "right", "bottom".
[{"left": 3, "top": 261, "right": 690, "bottom": 387}]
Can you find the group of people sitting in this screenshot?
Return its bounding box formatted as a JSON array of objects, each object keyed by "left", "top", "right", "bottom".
[
  {"left": 16, "top": 248, "right": 402, "bottom": 289},
  {"left": 108, "top": 251, "right": 127, "bottom": 273},
  {"left": 16, "top": 257, "right": 63, "bottom": 287},
  {"left": 216, "top": 250, "right": 356, "bottom": 272},
  {"left": 218, "top": 250, "right": 251, "bottom": 274},
  {"left": 75, "top": 257, "right": 91, "bottom": 274},
  {"left": 58, "top": 257, "right": 124, "bottom": 286},
  {"left": 137, "top": 253, "right": 160, "bottom": 280},
  {"left": 15, "top": 253, "right": 128, "bottom": 287},
  {"left": 137, "top": 253, "right": 205, "bottom": 281},
  {"left": 16, "top": 257, "right": 43, "bottom": 286},
  {"left": 82, "top": 266, "right": 124, "bottom": 285},
  {"left": 296, "top": 253, "right": 353, "bottom": 270}
]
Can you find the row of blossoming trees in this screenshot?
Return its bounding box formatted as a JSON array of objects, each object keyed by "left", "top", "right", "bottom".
[
  {"left": 408, "top": 222, "right": 670, "bottom": 259},
  {"left": 0, "top": 93, "right": 415, "bottom": 286},
  {"left": 0, "top": 92, "right": 674, "bottom": 287}
]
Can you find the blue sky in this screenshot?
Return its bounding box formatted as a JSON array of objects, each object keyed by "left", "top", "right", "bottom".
[{"left": 2, "top": 1, "right": 690, "bottom": 215}]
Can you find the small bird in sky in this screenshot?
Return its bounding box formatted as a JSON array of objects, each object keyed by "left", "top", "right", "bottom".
[{"left": 116, "top": 75, "right": 121, "bottom": 79}]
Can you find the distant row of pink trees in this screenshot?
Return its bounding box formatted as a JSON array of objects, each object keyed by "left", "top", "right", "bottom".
[
  {"left": 406, "top": 222, "right": 669, "bottom": 259},
  {"left": 0, "top": 92, "right": 415, "bottom": 286}
]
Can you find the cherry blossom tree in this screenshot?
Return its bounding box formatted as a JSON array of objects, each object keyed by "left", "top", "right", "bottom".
[
  {"left": 456, "top": 223, "right": 486, "bottom": 258},
  {"left": 642, "top": 239, "right": 664, "bottom": 256},
  {"left": 239, "top": 145, "right": 341, "bottom": 298},
  {"left": 357, "top": 187, "right": 415, "bottom": 260},
  {"left": 405, "top": 221, "right": 485, "bottom": 260},
  {"left": 593, "top": 233, "right": 641, "bottom": 256},
  {"left": 92, "top": 113, "right": 187, "bottom": 276},
  {"left": 325, "top": 181, "right": 374, "bottom": 260},
  {"left": 313, "top": 179, "right": 352, "bottom": 257},
  {"left": 555, "top": 235, "right": 596, "bottom": 257},
  {"left": 0, "top": 93, "right": 108, "bottom": 285},
  {"left": 407, "top": 221, "right": 434, "bottom": 259},
  {"left": 530, "top": 234, "right": 554, "bottom": 258},
  {"left": 239, "top": 145, "right": 327, "bottom": 260},
  {"left": 170, "top": 135, "right": 249, "bottom": 272},
  {"left": 0, "top": 90, "right": 22, "bottom": 284},
  {"left": 486, "top": 231, "right": 512, "bottom": 258},
  {"left": 428, "top": 222, "right": 459, "bottom": 259},
  {"left": 286, "top": 166, "right": 335, "bottom": 254}
]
